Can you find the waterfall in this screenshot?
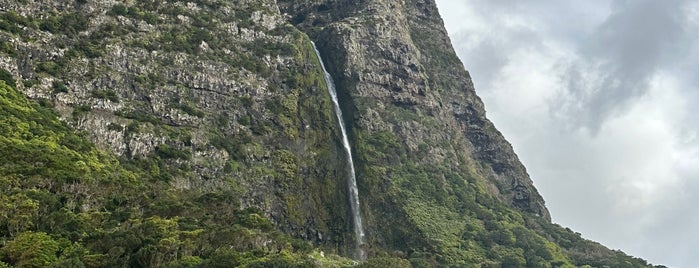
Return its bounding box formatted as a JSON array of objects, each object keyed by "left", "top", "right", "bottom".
[{"left": 312, "top": 42, "right": 367, "bottom": 261}]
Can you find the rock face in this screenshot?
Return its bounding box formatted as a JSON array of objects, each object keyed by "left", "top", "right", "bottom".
[
  {"left": 0, "top": 0, "right": 356, "bottom": 250},
  {"left": 276, "top": 0, "right": 552, "bottom": 254},
  {"left": 281, "top": 0, "right": 549, "bottom": 214}
]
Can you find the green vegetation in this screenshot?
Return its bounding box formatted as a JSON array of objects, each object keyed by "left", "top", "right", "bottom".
[
  {"left": 116, "top": 109, "right": 162, "bottom": 125},
  {"left": 0, "top": 81, "right": 341, "bottom": 267},
  {"left": 0, "top": 1, "right": 350, "bottom": 261},
  {"left": 39, "top": 12, "right": 89, "bottom": 36},
  {"left": 35, "top": 61, "right": 61, "bottom": 76},
  {"left": 245, "top": 39, "right": 296, "bottom": 57},
  {"left": 0, "top": 11, "right": 35, "bottom": 35},
  {"left": 0, "top": 81, "right": 108, "bottom": 183},
  {"left": 52, "top": 81, "right": 68, "bottom": 93},
  {"left": 156, "top": 144, "right": 191, "bottom": 160},
  {"left": 208, "top": 132, "right": 249, "bottom": 160},
  {"left": 350, "top": 124, "right": 658, "bottom": 267},
  {"left": 72, "top": 104, "right": 92, "bottom": 117},
  {"left": 91, "top": 89, "right": 119, "bottom": 102},
  {"left": 175, "top": 102, "right": 204, "bottom": 117},
  {"left": 0, "top": 69, "right": 15, "bottom": 88},
  {"left": 0, "top": 40, "right": 15, "bottom": 56},
  {"left": 107, "top": 4, "right": 159, "bottom": 24}
]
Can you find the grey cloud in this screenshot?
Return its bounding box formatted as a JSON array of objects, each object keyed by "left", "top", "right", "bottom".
[
  {"left": 452, "top": 38, "right": 507, "bottom": 88},
  {"left": 636, "top": 169, "right": 699, "bottom": 268},
  {"left": 442, "top": 0, "right": 552, "bottom": 94},
  {"left": 555, "top": 0, "right": 687, "bottom": 132}
]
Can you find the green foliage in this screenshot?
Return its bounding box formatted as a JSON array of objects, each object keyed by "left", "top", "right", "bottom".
[
  {"left": 0, "top": 82, "right": 107, "bottom": 183},
  {"left": 0, "top": 11, "right": 34, "bottom": 34},
  {"left": 52, "top": 81, "right": 68, "bottom": 93},
  {"left": 0, "top": 80, "right": 333, "bottom": 267},
  {"left": 359, "top": 257, "right": 412, "bottom": 268},
  {"left": 0, "top": 193, "right": 38, "bottom": 236},
  {"left": 273, "top": 149, "right": 299, "bottom": 180},
  {"left": 223, "top": 161, "right": 240, "bottom": 173},
  {"left": 176, "top": 102, "right": 204, "bottom": 117},
  {"left": 107, "top": 4, "right": 159, "bottom": 24},
  {"left": 531, "top": 218, "right": 658, "bottom": 268},
  {"left": 356, "top": 130, "right": 403, "bottom": 164},
  {"left": 0, "top": 69, "right": 15, "bottom": 88},
  {"left": 90, "top": 89, "right": 119, "bottom": 102},
  {"left": 0, "top": 232, "right": 59, "bottom": 267},
  {"left": 229, "top": 54, "right": 271, "bottom": 75},
  {"left": 73, "top": 39, "right": 103, "bottom": 58},
  {"left": 156, "top": 144, "right": 192, "bottom": 160},
  {"left": 22, "top": 79, "right": 39, "bottom": 89},
  {"left": 246, "top": 38, "right": 296, "bottom": 57},
  {"left": 234, "top": 9, "right": 254, "bottom": 28},
  {"left": 116, "top": 109, "right": 162, "bottom": 125},
  {"left": 108, "top": 4, "right": 128, "bottom": 16},
  {"left": 72, "top": 104, "right": 92, "bottom": 117},
  {"left": 39, "top": 12, "right": 89, "bottom": 36},
  {"left": 352, "top": 127, "right": 579, "bottom": 266},
  {"left": 36, "top": 61, "right": 60, "bottom": 76},
  {"left": 307, "top": 250, "right": 357, "bottom": 267},
  {"left": 107, "top": 123, "right": 123, "bottom": 131},
  {"left": 0, "top": 41, "right": 16, "bottom": 56},
  {"left": 208, "top": 132, "right": 249, "bottom": 160},
  {"left": 238, "top": 114, "right": 252, "bottom": 126}
]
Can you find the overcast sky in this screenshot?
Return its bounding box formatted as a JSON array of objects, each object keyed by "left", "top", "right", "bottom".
[{"left": 435, "top": 0, "right": 699, "bottom": 267}]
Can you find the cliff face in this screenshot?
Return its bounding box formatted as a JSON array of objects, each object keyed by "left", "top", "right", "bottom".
[
  {"left": 280, "top": 0, "right": 549, "bottom": 233},
  {"left": 277, "top": 0, "right": 555, "bottom": 258},
  {"left": 284, "top": 0, "right": 549, "bottom": 216},
  {"left": 0, "top": 0, "right": 662, "bottom": 267},
  {"left": 0, "top": 0, "right": 354, "bottom": 251}
]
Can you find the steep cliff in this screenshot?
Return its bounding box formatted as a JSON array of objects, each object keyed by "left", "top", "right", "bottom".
[
  {"left": 0, "top": 0, "right": 358, "bottom": 247},
  {"left": 280, "top": 0, "right": 551, "bottom": 250},
  {"left": 0, "top": 0, "right": 664, "bottom": 267},
  {"left": 281, "top": 0, "right": 549, "bottom": 217}
]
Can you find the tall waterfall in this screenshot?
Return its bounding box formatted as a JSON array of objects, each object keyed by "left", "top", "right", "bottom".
[{"left": 312, "top": 42, "right": 367, "bottom": 260}]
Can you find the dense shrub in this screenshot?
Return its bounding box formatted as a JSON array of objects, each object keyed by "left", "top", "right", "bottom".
[
  {"left": 39, "top": 13, "right": 89, "bottom": 35},
  {"left": 90, "top": 89, "right": 119, "bottom": 102},
  {"left": 0, "top": 68, "right": 15, "bottom": 88},
  {"left": 155, "top": 144, "right": 191, "bottom": 160},
  {"left": 52, "top": 81, "right": 68, "bottom": 93}
]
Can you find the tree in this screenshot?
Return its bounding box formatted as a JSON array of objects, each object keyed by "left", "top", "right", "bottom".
[
  {"left": 0, "top": 193, "right": 39, "bottom": 236},
  {"left": 0, "top": 232, "right": 59, "bottom": 268}
]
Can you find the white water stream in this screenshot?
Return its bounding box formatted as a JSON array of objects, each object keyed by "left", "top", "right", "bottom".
[{"left": 312, "top": 42, "right": 366, "bottom": 260}]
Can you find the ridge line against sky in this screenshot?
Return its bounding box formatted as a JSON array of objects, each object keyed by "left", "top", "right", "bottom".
[{"left": 435, "top": 0, "right": 699, "bottom": 267}]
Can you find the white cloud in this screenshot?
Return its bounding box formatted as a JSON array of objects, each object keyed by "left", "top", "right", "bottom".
[{"left": 436, "top": 0, "right": 699, "bottom": 267}]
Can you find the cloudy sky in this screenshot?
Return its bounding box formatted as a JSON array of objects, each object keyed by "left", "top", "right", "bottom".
[{"left": 435, "top": 0, "right": 699, "bottom": 267}]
